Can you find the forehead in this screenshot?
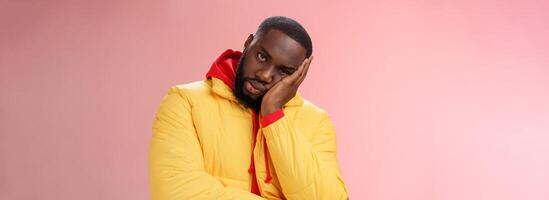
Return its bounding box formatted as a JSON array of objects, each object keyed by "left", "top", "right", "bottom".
[{"left": 253, "top": 29, "right": 306, "bottom": 68}]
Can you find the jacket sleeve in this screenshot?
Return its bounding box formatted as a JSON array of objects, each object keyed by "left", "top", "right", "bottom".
[
  {"left": 261, "top": 109, "right": 349, "bottom": 200},
  {"left": 149, "top": 87, "right": 264, "bottom": 200}
]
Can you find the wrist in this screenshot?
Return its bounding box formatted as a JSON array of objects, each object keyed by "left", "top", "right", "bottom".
[
  {"left": 260, "top": 109, "right": 285, "bottom": 127},
  {"left": 261, "top": 104, "right": 282, "bottom": 116}
]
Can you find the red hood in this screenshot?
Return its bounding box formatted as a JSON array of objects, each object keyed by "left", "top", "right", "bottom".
[{"left": 205, "top": 49, "right": 242, "bottom": 91}]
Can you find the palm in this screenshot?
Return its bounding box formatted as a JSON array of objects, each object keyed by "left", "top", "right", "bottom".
[{"left": 261, "top": 56, "right": 313, "bottom": 116}]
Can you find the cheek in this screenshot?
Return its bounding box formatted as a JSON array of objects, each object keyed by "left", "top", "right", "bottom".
[
  {"left": 273, "top": 76, "right": 284, "bottom": 85},
  {"left": 242, "top": 59, "right": 261, "bottom": 77}
]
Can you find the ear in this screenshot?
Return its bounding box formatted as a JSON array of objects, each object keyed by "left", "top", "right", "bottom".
[{"left": 243, "top": 33, "right": 254, "bottom": 49}]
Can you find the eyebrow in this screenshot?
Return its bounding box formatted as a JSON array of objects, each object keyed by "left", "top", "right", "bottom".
[
  {"left": 259, "top": 45, "right": 297, "bottom": 69},
  {"left": 259, "top": 46, "right": 272, "bottom": 60}
]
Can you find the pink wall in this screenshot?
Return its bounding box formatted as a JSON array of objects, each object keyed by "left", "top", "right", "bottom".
[{"left": 1, "top": 0, "right": 548, "bottom": 199}]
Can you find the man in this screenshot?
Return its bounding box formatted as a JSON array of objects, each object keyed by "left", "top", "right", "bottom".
[{"left": 149, "top": 16, "right": 348, "bottom": 200}]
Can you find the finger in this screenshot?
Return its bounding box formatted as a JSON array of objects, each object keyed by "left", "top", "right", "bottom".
[
  {"left": 296, "top": 56, "right": 313, "bottom": 85},
  {"left": 286, "top": 57, "right": 309, "bottom": 84},
  {"left": 295, "top": 56, "right": 312, "bottom": 84},
  {"left": 292, "top": 57, "right": 309, "bottom": 78}
]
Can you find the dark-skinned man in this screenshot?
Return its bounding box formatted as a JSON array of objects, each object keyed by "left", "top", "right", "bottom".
[{"left": 149, "top": 16, "right": 348, "bottom": 200}]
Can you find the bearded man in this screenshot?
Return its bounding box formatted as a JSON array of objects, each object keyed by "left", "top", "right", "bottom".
[{"left": 149, "top": 16, "right": 348, "bottom": 200}]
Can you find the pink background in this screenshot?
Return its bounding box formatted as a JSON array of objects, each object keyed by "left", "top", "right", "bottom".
[{"left": 1, "top": 0, "right": 548, "bottom": 199}]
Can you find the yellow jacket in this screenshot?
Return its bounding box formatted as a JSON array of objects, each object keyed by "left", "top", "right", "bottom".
[{"left": 149, "top": 50, "right": 348, "bottom": 199}]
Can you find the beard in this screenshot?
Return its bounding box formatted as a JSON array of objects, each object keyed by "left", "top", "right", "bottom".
[{"left": 234, "top": 49, "right": 263, "bottom": 113}]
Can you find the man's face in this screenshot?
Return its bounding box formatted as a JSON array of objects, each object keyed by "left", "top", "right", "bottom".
[{"left": 234, "top": 29, "right": 307, "bottom": 111}]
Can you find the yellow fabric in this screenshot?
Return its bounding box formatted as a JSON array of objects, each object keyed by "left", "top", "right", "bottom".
[{"left": 149, "top": 78, "right": 348, "bottom": 199}]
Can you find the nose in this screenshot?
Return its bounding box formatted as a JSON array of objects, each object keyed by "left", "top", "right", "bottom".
[{"left": 255, "top": 65, "right": 274, "bottom": 84}]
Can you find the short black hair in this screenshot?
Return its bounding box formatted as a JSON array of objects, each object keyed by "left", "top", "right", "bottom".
[{"left": 256, "top": 16, "right": 313, "bottom": 58}]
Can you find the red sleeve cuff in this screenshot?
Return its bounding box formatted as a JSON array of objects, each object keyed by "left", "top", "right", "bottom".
[{"left": 260, "top": 109, "right": 284, "bottom": 127}]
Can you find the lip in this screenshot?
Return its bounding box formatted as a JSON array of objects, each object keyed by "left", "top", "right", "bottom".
[{"left": 245, "top": 80, "right": 263, "bottom": 95}]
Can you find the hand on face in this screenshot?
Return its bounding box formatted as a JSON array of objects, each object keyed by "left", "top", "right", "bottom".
[{"left": 260, "top": 56, "right": 313, "bottom": 116}]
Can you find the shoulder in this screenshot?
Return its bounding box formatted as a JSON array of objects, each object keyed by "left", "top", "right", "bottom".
[
  {"left": 291, "top": 98, "right": 331, "bottom": 124},
  {"left": 288, "top": 99, "right": 338, "bottom": 141},
  {"left": 167, "top": 80, "right": 211, "bottom": 97},
  {"left": 301, "top": 99, "right": 328, "bottom": 115},
  {"left": 159, "top": 80, "right": 216, "bottom": 108}
]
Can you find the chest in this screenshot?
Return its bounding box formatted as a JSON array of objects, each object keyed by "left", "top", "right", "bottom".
[{"left": 189, "top": 99, "right": 256, "bottom": 177}]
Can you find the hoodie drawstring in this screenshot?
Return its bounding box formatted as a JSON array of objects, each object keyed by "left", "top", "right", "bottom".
[{"left": 263, "top": 138, "right": 272, "bottom": 183}]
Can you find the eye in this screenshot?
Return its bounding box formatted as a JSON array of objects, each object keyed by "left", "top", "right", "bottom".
[{"left": 257, "top": 52, "right": 267, "bottom": 62}]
